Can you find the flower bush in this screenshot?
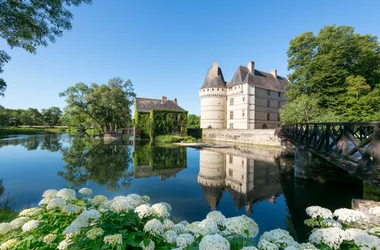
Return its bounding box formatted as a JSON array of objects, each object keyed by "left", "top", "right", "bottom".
[{"left": 1, "top": 188, "right": 379, "bottom": 250}]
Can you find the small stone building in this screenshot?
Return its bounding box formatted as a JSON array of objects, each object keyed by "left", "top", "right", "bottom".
[
  {"left": 134, "top": 96, "right": 188, "bottom": 139},
  {"left": 199, "top": 61, "right": 288, "bottom": 129}
]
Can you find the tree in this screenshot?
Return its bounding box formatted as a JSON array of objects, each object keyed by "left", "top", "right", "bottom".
[
  {"left": 0, "top": 0, "right": 91, "bottom": 96},
  {"left": 188, "top": 114, "right": 200, "bottom": 128},
  {"left": 20, "top": 108, "right": 43, "bottom": 126},
  {"left": 282, "top": 25, "right": 380, "bottom": 123},
  {"left": 42, "top": 107, "right": 62, "bottom": 127},
  {"left": 60, "top": 77, "right": 136, "bottom": 132}
]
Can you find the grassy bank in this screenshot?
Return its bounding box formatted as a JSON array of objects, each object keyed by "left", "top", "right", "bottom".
[
  {"left": 154, "top": 135, "right": 201, "bottom": 144},
  {"left": 0, "top": 126, "right": 67, "bottom": 136}
]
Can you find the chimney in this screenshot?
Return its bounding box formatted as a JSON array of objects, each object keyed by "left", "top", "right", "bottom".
[
  {"left": 271, "top": 70, "right": 277, "bottom": 79},
  {"left": 161, "top": 96, "right": 167, "bottom": 104},
  {"left": 247, "top": 61, "right": 255, "bottom": 74},
  {"left": 212, "top": 62, "right": 219, "bottom": 77},
  {"left": 174, "top": 98, "right": 177, "bottom": 105}
]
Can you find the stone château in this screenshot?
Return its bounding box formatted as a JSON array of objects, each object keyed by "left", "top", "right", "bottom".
[{"left": 199, "top": 61, "right": 288, "bottom": 129}]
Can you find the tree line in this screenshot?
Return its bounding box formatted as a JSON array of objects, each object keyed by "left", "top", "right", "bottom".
[
  {"left": 280, "top": 25, "right": 380, "bottom": 124},
  {"left": 0, "top": 106, "right": 62, "bottom": 127}
]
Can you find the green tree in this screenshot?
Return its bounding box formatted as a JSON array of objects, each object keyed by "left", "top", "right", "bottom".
[
  {"left": 346, "top": 75, "right": 371, "bottom": 100},
  {"left": 0, "top": 0, "right": 91, "bottom": 96},
  {"left": 188, "top": 114, "right": 200, "bottom": 128},
  {"left": 60, "top": 77, "right": 136, "bottom": 132},
  {"left": 42, "top": 107, "right": 62, "bottom": 127},
  {"left": 20, "top": 108, "right": 43, "bottom": 126}
]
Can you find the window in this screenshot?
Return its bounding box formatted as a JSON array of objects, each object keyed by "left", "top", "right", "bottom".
[
  {"left": 230, "top": 111, "right": 234, "bottom": 120},
  {"left": 267, "top": 90, "right": 270, "bottom": 96},
  {"left": 230, "top": 123, "right": 234, "bottom": 129},
  {"left": 267, "top": 113, "right": 270, "bottom": 121},
  {"left": 277, "top": 113, "right": 280, "bottom": 121},
  {"left": 217, "top": 88, "right": 219, "bottom": 91},
  {"left": 242, "top": 160, "right": 244, "bottom": 166},
  {"left": 242, "top": 110, "right": 245, "bottom": 117},
  {"left": 230, "top": 98, "right": 234, "bottom": 105},
  {"left": 229, "top": 169, "right": 233, "bottom": 177},
  {"left": 267, "top": 100, "right": 270, "bottom": 107},
  {"left": 278, "top": 92, "right": 281, "bottom": 97},
  {"left": 229, "top": 155, "right": 233, "bottom": 163},
  {"left": 278, "top": 101, "right": 281, "bottom": 108},
  {"left": 241, "top": 175, "right": 244, "bottom": 180},
  {"left": 243, "top": 97, "right": 245, "bottom": 102}
]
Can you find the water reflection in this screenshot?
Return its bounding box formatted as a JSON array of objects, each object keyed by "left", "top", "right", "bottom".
[{"left": 0, "top": 134, "right": 62, "bottom": 152}]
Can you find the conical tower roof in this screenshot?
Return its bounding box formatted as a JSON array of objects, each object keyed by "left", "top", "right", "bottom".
[{"left": 200, "top": 62, "right": 226, "bottom": 89}]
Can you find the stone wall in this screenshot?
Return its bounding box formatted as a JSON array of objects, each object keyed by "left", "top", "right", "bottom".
[{"left": 202, "top": 129, "right": 281, "bottom": 147}]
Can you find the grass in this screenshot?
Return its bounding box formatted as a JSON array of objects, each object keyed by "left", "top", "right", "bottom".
[
  {"left": 153, "top": 135, "right": 201, "bottom": 144},
  {"left": 0, "top": 194, "right": 18, "bottom": 222},
  {"left": 0, "top": 126, "right": 67, "bottom": 136}
]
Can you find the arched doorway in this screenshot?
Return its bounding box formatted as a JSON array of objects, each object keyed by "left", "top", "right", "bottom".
[{"left": 262, "top": 124, "right": 268, "bottom": 129}]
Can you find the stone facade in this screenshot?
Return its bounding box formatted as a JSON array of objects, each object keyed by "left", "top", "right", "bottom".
[{"left": 200, "top": 61, "right": 288, "bottom": 129}]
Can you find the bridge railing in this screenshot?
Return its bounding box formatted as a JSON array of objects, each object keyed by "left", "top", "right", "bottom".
[{"left": 279, "top": 122, "right": 380, "bottom": 185}]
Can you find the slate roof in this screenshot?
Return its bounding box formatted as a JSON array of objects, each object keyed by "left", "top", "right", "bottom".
[
  {"left": 135, "top": 98, "right": 186, "bottom": 112},
  {"left": 227, "top": 66, "right": 288, "bottom": 92},
  {"left": 200, "top": 66, "right": 226, "bottom": 89}
]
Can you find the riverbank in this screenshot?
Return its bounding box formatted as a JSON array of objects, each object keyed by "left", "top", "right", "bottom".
[{"left": 0, "top": 127, "right": 67, "bottom": 136}]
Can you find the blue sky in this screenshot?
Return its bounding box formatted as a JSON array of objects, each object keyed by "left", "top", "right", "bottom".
[{"left": 1, "top": 0, "right": 380, "bottom": 115}]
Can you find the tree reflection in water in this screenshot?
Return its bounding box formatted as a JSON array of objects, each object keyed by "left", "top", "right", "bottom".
[
  {"left": 58, "top": 137, "right": 134, "bottom": 191},
  {"left": 0, "top": 134, "right": 62, "bottom": 152}
]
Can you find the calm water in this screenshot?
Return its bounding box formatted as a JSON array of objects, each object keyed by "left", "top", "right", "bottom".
[{"left": 0, "top": 134, "right": 364, "bottom": 241}]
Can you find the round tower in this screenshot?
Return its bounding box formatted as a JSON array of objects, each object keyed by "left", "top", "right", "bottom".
[
  {"left": 197, "top": 150, "right": 225, "bottom": 187},
  {"left": 199, "top": 62, "right": 227, "bottom": 129}
]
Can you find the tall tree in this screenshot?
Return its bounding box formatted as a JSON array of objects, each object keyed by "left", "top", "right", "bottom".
[
  {"left": 0, "top": 0, "right": 91, "bottom": 96},
  {"left": 42, "top": 107, "right": 62, "bottom": 127},
  {"left": 188, "top": 114, "right": 200, "bottom": 128},
  {"left": 60, "top": 77, "right": 136, "bottom": 132}
]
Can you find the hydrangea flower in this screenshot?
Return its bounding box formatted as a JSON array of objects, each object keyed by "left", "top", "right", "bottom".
[
  {"left": 163, "top": 230, "right": 178, "bottom": 244},
  {"left": 19, "top": 207, "right": 42, "bottom": 217},
  {"left": 351, "top": 233, "right": 380, "bottom": 249},
  {"left": 86, "top": 228, "right": 105, "bottom": 240},
  {"left": 104, "top": 234, "right": 122, "bottom": 246},
  {"left": 144, "top": 219, "right": 164, "bottom": 236},
  {"left": 43, "top": 234, "right": 57, "bottom": 244},
  {"left": 309, "top": 227, "right": 349, "bottom": 249},
  {"left": 284, "top": 247, "right": 298, "bottom": 250},
  {"left": 163, "top": 219, "right": 175, "bottom": 230},
  {"left": 299, "top": 243, "right": 318, "bottom": 250},
  {"left": 22, "top": 220, "right": 39, "bottom": 232},
  {"left": 0, "top": 239, "right": 17, "bottom": 250},
  {"left": 240, "top": 247, "right": 258, "bottom": 250},
  {"left": 173, "top": 223, "right": 186, "bottom": 234},
  {"left": 368, "top": 206, "right": 380, "bottom": 217},
  {"left": 224, "top": 215, "right": 259, "bottom": 238},
  {"left": 38, "top": 198, "right": 51, "bottom": 206},
  {"left": 139, "top": 239, "right": 155, "bottom": 250},
  {"left": 151, "top": 203, "right": 170, "bottom": 218},
  {"left": 42, "top": 189, "right": 58, "bottom": 199},
  {"left": 206, "top": 211, "right": 226, "bottom": 226},
  {"left": 10, "top": 217, "right": 29, "bottom": 229},
  {"left": 63, "top": 209, "right": 101, "bottom": 235},
  {"left": 306, "top": 206, "right": 333, "bottom": 219},
  {"left": 78, "top": 188, "right": 92, "bottom": 196},
  {"left": 320, "top": 219, "right": 341, "bottom": 228},
  {"left": 161, "top": 202, "right": 172, "bottom": 212},
  {"left": 110, "top": 195, "right": 145, "bottom": 212},
  {"left": 179, "top": 220, "right": 189, "bottom": 227},
  {"left": 176, "top": 233, "right": 195, "bottom": 248},
  {"left": 57, "top": 239, "right": 71, "bottom": 250},
  {"left": 333, "top": 208, "right": 369, "bottom": 225},
  {"left": 62, "top": 204, "right": 81, "bottom": 214},
  {"left": 134, "top": 204, "right": 152, "bottom": 219},
  {"left": 199, "top": 234, "right": 230, "bottom": 250},
  {"left": 57, "top": 188, "right": 76, "bottom": 201},
  {"left": 92, "top": 195, "right": 108, "bottom": 206},
  {"left": 258, "top": 239, "right": 279, "bottom": 250},
  {"left": 47, "top": 198, "right": 66, "bottom": 210},
  {"left": 260, "top": 229, "right": 299, "bottom": 249},
  {"left": 198, "top": 219, "right": 219, "bottom": 234}
]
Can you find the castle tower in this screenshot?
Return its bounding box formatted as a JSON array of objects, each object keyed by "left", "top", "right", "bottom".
[{"left": 199, "top": 62, "right": 227, "bottom": 129}]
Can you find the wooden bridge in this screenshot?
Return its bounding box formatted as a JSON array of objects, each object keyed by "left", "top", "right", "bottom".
[{"left": 279, "top": 122, "right": 380, "bottom": 186}]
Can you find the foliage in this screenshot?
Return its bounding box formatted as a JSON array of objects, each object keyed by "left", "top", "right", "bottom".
[
  {"left": 282, "top": 25, "right": 380, "bottom": 123},
  {"left": 188, "top": 114, "right": 200, "bottom": 128},
  {"left": 150, "top": 110, "right": 188, "bottom": 138},
  {"left": 60, "top": 77, "right": 136, "bottom": 132},
  {"left": 134, "top": 111, "right": 151, "bottom": 139},
  {"left": 41, "top": 107, "right": 62, "bottom": 127},
  {"left": 0, "top": 180, "right": 18, "bottom": 223},
  {"left": 0, "top": 0, "right": 91, "bottom": 96},
  {"left": 0, "top": 127, "right": 65, "bottom": 136},
  {"left": 153, "top": 135, "right": 184, "bottom": 144},
  {"left": 0, "top": 106, "right": 62, "bottom": 127}
]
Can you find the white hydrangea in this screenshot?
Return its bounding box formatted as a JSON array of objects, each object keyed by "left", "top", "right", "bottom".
[
  {"left": 351, "top": 233, "right": 380, "bottom": 250},
  {"left": 104, "top": 234, "right": 122, "bottom": 246},
  {"left": 309, "top": 227, "right": 349, "bottom": 249},
  {"left": 333, "top": 208, "right": 369, "bottom": 225},
  {"left": 19, "top": 207, "right": 42, "bottom": 217},
  {"left": 62, "top": 204, "right": 81, "bottom": 214},
  {"left": 134, "top": 204, "right": 152, "bottom": 219},
  {"left": 260, "top": 229, "right": 299, "bottom": 249},
  {"left": 63, "top": 222, "right": 83, "bottom": 235},
  {"left": 57, "top": 239, "right": 71, "bottom": 250},
  {"left": 199, "top": 234, "right": 230, "bottom": 250},
  {"left": 86, "top": 228, "right": 105, "bottom": 240},
  {"left": 306, "top": 206, "right": 333, "bottom": 219},
  {"left": 92, "top": 195, "right": 108, "bottom": 206},
  {"left": 139, "top": 239, "right": 155, "bottom": 250},
  {"left": 224, "top": 215, "right": 259, "bottom": 238},
  {"left": 299, "top": 243, "right": 318, "bottom": 250},
  {"left": 185, "top": 221, "right": 209, "bottom": 237},
  {"left": 56, "top": 188, "right": 76, "bottom": 201},
  {"left": 151, "top": 203, "right": 170, "bottom": 218},
  {"left": 258, "top": 239, "right": 279, "bottom": 250},
  {"left": 47, "top": 198, "right": 66, "bottom": 210},
  {"left": 42, "top": 189, "right": 58, "bottom": 199},
  {"left": 10, "top": 217, "right": 29, "bottom": 229},
  {"left": 163, "top": 230, "right": 178, "bottom": 244},
  {"left": 320, "top": 219, "right": 341, "bottom": 228},
  {"left": 0, "top": 222, "right": 12, "bottom": 235},
  {"left": 78, "top": 187, "right": 92, "bottom": 195},
  {"left": 240, "top": 247, "right": 258, "bottom": 250},
  {"left": 206, "top": 211, "right": 226, "bottom": 226},
  {"left": 144, "top": 219, "right": 164, "bottom": 236},
  {"left": 163, "top": 219, "right": 175, "bottom": 230},
  {"left": 38, "top": 198, "right": 51, "bottom": 206},
  {"left": 43, "top": 234, "right": 57, "bottom": 244},
  {"left": 179, "top": 220, "right": 189, "bottom": 227},
  {"left": 160, "top": 202, "right": 172, "bottom": 213},
  {"left": 173, "top": 223, "right": 186, "bottom": 234},
  {"left": 63, "top": 209, "right": 101, "bottom": 235},
  {"left": 21, "top": 220, "right": 39, "bottom": 232},
  {"left": 284, "top": 247, "right": 298, "bottom": 250},
  {"left": 368, "top": 206, "right": 380, "bottom": 217},
  {"left": 198, "top": 219, "right": 219, "bottom": 234},
  {"left": 0, "top": 239, "right": 17, "bottom": 250},
  {"left": 176, "top": 233, "right": 194, "bottom": 248},
  {"left": 110, "top": 195, "right": 145, "bottom": 212}
]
